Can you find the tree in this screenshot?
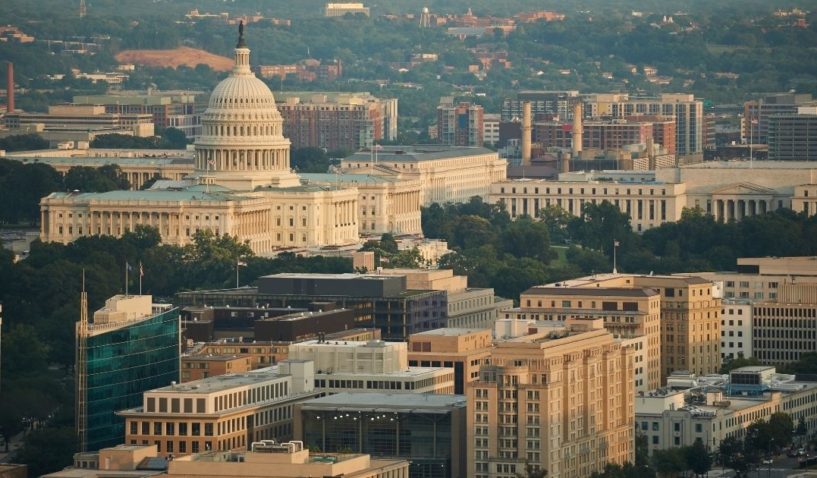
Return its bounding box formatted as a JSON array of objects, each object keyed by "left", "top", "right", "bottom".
[
  {"left": 539, "top": 205, "right": 572, "bottom": 244},
  {"left": 1, "top": 324, "right": 49, "bottom": 381},
  {"left": 0, "top": 391, "right": 25, "bottom": 452},
  {"left": 0, "top": 133, "right": 48, "bottom": 152},
  {"left": 501, "top": 216, "right": 555, "bottom": 263},
  {"left": 719, "top": 355, "right": 761, "bottom": 374},
  {"left": 64, "top": 164, "right": 130, "bottom": 192},
  {"left": 652, "top": 448, "right": 687, "bottom": 478},
  {"left": 516, "top": 464, "right": 547, "bottom": 478},
  {"left": 159, "top": 127, "right": 188, "bottom": 148},
  {"left": 291, "top": 147, "right": 332, "bottom": 173},
  {"left": 686, "top": 438, "right": 712, "bottom": 476},
  {"left": 719, "top": 436, "right": 752, "bottom": 478},
  {"left": 12, "top": 426, "right": 77, "bottom": 477}
]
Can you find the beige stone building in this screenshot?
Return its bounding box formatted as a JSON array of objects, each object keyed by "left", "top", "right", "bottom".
[
  {"left": 752, "top": 283, "right": 817, "bottom": 366},
  {"left": 288, "top": 339, "right": 455, "bottom": 394},
  {"left": 118, "top": 361, "right": 318, "bottom": 457},
  {"left": 512, "top": 286, "right": 662, "bottom": 392},
  {"left": 340, "top": 145, "right": 507, "bottom": 206},
  {"left": 42, "top": 443, "right": 408, "bottom": 478},
  {"left": 689, "top": 256, "right": 817, "bottom": 302},
  {"left": 489, "top": 162, "right": 817, "bottom": 232},
  {"left": 549, "top": 274, "right": 721, "bottom": 381},
  {"left": 408, "top": 327, "right": 493, "bottom": 394},
  {"left": 181, "top": 355, "right": 252, "bottom": 382},
  {"left": 39, "top": 27, "right": 360, "bottom": 255},
  {"left": 300, "top": 173, "right": 422, "bottom": 236},
  {"left": 467, "top": 318, "right": 634, "bottom": 478}
]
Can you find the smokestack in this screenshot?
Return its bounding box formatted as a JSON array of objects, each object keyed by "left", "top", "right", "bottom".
[
  {"left": 572, "top": 102, "right": 583, "bottom": 159},
  {"left": 521, "top": 101, "right": 532, "bottom": 165},
  {"left": 646, "top": 135, "right": 656, "bottom": 170},
  {"left": 560, "top": 150, "right": 571, "bottom": 174},
  {"left": 6, "top": 62, "right": 13, "bottom": 113}
]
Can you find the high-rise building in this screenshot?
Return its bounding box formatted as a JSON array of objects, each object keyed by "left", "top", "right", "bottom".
[
  {"left": 467, "top": 318, "right": 634, "bottom": 478},
  {"left": 437, "top": 100, "right": 484, "bottom": 146},
  {"left": 585, "top": 93, "right": 703, "bottom": 159},
  {"left": 501, "top": 91, "right": 581, "bottom": 122},
  {"left": 767, "top": 107, "right": 817, "bottom": 161},
  {"left": 743, "top": 93, "right": 817, "bottom": 144},
  {"left": 751, "top": 283, "right": 817, "bottom": 366},
  {"left": 513, "top": 285, "right": 662, "bottom": 391},
  {"left": 276, "top": 92, "right": 397, "bottom": 152},
  {"left": 297, "top": 392, "right": 467, "bottom": 478},
  {"left": 76, "top": 295, "right": 180, "bottom": 451}
]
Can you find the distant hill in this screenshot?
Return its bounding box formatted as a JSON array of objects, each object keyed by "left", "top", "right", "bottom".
[{"left": 115, "top": 46, "right": 233, "bottom": 71}]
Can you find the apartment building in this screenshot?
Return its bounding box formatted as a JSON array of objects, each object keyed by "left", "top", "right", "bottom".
[
  {"left": 509, "top": 286, "right": 661, "bottom": 392},
  {"left": 437, "top": 100, "right": 484, "bottom": 146},
  {"left": 532, "top": 274, "right": 721, "bottom": 381},
  {"left": 118, "top": 361, "right": 318, "bottom": 456},
  {"left": 720, "top": 299, "right": 753, "bottom": 361},
  {"left": 467, "top": 319, "right": 634, "bottom": 478}
]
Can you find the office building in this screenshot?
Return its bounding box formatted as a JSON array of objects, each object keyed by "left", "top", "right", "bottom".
[
  {"left": 73, "top": 90, "right": 203, "bottom": 139},
  {"left": 407, "top": 328, "right": 493, "bottom": 394},
  {"left": 374, "top": 268, "right": 512, "bottom": 330},
  {"left": 4, "top": 105, "right": 154, "bottom": 146},
  {"left": 276, "top": 92, "right": 397, "bottom": 151},
  {"left": 177, "top": 273, "right": 448, "bottom": 341},
  {"left": 743, "top": 93, "right": 817, "bottom": 144},
  {"left": 636, "top": 366, "right": 817, "bottom": 454},
  {"left": 437, "top": 100, "right": 484, "bottom": 146},
  {"left": 510, "top": 285, "right": 661, "bottom": 391},
  {"left": 325, "top": 3, "right": 371, "bottom": 17},
  {"left": 340, "top": 145, "right": 507, "bottom": 206},
  {"left": 767, "top": 107, "right": 817, "bottom": 161},
  {"left": 490, "top": 161, "right": 817, "bottom": 232},
  {"left": 288, "top": 340, "right": 455, "bottom": 394},
  {"left": 39, "top": 27, "right": 362, "bottom": 255},
  {"left": 76, "top": 295, "right": 180, "bottom": 451},
  {"left": 118, "top": 361, "right": 318, "bottom": 456},
  {"left": 720, "top": 299, "right": 753, "bottom": 361},
  {"left": 689, "top": 256, "right": 817, "bottom": 302},
  {"left": 752, "top": 283, "right": 817, "bottom": 366},
  {"left": 44, "top": 443, "right": 408, "bottom": 478},
  {"left": 297, "top": 392, "right": 466, "bottom": 478},
  {"left": 534, "top": 116, "right": 676, "bottom": 157},
  {"left": 181, "top": 355, "right": 252, "bottom": 382},
  {"left": 468, "top": 318, "right": 634, "bottom": 478}
]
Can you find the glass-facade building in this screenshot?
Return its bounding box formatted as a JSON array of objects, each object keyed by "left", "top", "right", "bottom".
[
  {"left": 297, "top": 392, "right": 466, "bottom": 478},
  {"left": 80, "top": 308, "right": 180, "bottom": 451}
]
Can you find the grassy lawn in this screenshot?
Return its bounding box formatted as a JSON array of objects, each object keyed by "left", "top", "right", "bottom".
[{"left": 552, "top": 245, "right": 569, "bottom": 266}]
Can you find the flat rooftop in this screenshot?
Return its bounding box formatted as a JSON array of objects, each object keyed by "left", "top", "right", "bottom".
[
  {"left": 344, "top": 145, "right": 497, "bottom": 162},
  {"left": 262, "top": 272, "right": 397, "bottom": 282},
  {"left": 680, "top": 160, "right": 817, "bottom": 170},
  {"left": 412, "top": 328, "right": 489, "bottom": 336},
  {"left": 149, "top": 366, "right": 284, "bottom": 394},
  {"left": 523, "top": 286, "right": 658, "bottom": 297},
  {"left": 182, "top": 354, "right": 248, "bottom": 361},
  {"left": 300, "top": 391, "right": 466, "bottom": 410}
]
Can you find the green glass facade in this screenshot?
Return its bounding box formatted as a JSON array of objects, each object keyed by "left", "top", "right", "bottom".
[{"left": 82, "top": 309, "right": 180, "bottom": 451}]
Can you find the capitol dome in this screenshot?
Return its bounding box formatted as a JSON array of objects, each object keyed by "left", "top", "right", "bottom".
[{"left": 194, "top": 22, "right": 298, "bottom": 190}]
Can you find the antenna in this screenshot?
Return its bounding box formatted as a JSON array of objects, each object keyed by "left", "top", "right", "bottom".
[
  {"left": 79, "top": 0, "right": 87, "bottom": 18},
  {"left": 76, "top": 269, "right": 89, "bottom": 452}
]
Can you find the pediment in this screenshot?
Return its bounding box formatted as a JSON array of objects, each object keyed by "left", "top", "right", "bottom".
[{"left": 711, "top": 182, "right": 775, "bottom": 196}]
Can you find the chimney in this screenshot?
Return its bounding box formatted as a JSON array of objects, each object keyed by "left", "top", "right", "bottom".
[
  {"left": 6, "top": 62, "right": 14, "bottom": 113},
  {"left": 572, "top": 102, "right": 583, "bottom": 159},
  {"left": 521, "top": 101, "right": 532, "bottom": 165}
]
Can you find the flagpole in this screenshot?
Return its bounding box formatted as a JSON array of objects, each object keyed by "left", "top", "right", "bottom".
[
  {"left": 125, "top": 261, "right": 129, "bottom": 296},
  {"left": 236, "top": 258, "right": 240, "bottom": 288},
  {"left": 139, "top": 262, "right": 143, "bottom": 296},
  {"left": 613, "top": 239, "right": 618, "bottom": 274}
]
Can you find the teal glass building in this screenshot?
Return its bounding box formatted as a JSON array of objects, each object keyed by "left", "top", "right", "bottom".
[{"left": 77, "top": 297, "right": 180, "bottom": 451}]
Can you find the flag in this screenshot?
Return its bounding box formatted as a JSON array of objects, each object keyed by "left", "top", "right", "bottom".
[
  {"left": 613, "top": 240, "right": 620, "bottom": 247},
  {"left": 139, "top": 261, "right": 144, "bottom": 278},
  {"left": 126, "top": 262, "right": 133, "bottom": 272},
  {"left": 237, "top": 259, "right": 247, "bottom": 267}
]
